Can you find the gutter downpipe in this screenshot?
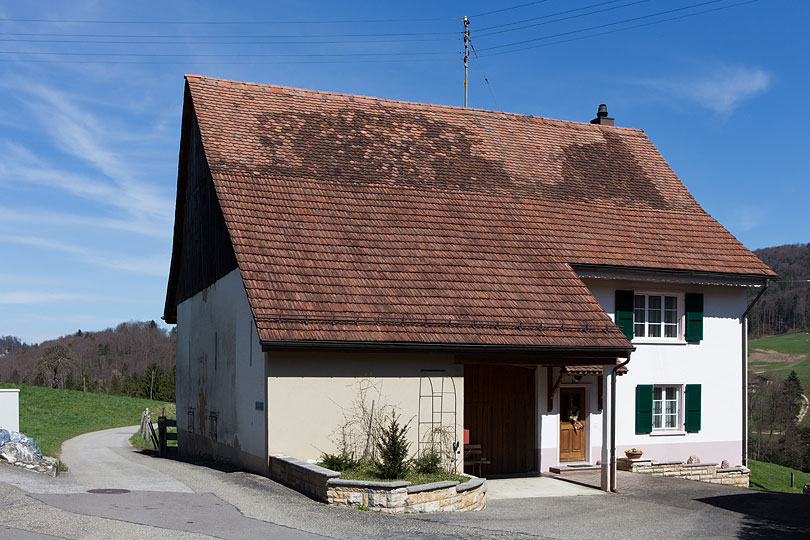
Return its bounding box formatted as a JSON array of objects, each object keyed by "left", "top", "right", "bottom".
[
  {"left": 740, "top": 279, "right": 770, "bottom": 467},
  {"left": 610, "top": 353, "right": 631, "bottom": 492}
]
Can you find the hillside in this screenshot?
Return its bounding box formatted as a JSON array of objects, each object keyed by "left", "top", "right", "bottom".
[
  {"left": 749, "top": 243, "right": 810, "bottom": 337},
  {"left": 749, "top": 332, "right": 810, "bottom": 382},
  {"left": 0, "top": 321, "right": 175, "bottom": 395}
]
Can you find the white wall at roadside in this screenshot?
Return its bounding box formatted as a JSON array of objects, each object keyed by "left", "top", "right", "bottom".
[
  {"left": 0, "top": 389, "right": 20, "bottom": 432},
  {"left": 176, "top": 268, "right": 266, "bottom": 467},
  {"left": 584, "top": 278, "right": 748, "bottom": 466}
]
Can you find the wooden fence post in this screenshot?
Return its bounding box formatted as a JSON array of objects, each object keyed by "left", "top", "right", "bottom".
[{"left": 158, "top": 416, "right": 167, "bottom": 458}]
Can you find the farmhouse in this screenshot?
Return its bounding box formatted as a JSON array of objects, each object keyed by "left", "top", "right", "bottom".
[{"left": 163, "top": 75, "right": 774, "bottom": 490}]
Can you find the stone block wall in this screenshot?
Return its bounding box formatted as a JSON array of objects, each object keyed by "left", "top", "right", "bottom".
[
  {"left": 617, "top": 458, "right": 749, "bottom": 488},
  {"left": 270, "top": 454, "right": 486, "bottom": 513},
  {"left": 269, "top": 454, "right": 339, "bottom": 501}
]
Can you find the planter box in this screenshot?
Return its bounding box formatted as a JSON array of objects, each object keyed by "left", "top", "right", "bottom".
[{"left": 269, "top": 454, "right": 487, "bottom": 513}]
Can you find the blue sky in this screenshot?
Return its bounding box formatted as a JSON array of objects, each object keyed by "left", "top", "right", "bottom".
[{"left": 0, "top": 0, "right": 806, "bottom": 344}]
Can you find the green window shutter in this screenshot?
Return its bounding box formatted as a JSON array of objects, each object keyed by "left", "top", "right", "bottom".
[
  {"left": 615, "top": 290, "right": 635, "bottom": 340},
  {"left": 635, "top": 384, "right": 653, "bottom": 434},
  {"left": 685, "top": 293, "right": 704, "bottom": 342},
  {"left": 685, "top": 384, "right": 702, "bottom": 432}
]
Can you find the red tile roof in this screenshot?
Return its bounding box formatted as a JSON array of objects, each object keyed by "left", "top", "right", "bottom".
[{"left": 172, "top": 75, "right": 773, "bottom": 349}]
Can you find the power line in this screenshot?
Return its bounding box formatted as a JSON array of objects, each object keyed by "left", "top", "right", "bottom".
[
  {"left": 0, "top": 56, "right": 451, "bottom": 65},
  {"left": 479, "top": 0, "right": 760, "bottom": 56},
  {"left": 0, "top": 16, "right": 456, "bottom": 25},
  {"left": 0, "top": 36, "right": 460, "bottom": 45},
  {"left": 468, "top": 38, "right": 499, "bottom": 110},
  {"left": 0, "top": 30, "right": 460, "bottom": 38},
  {"left": 476, "top": 0, "right": 652, "bottom": 36},
  {"left": 478, "top": 0, "right": 738, "bottom": 51},
  {"left": 471, "top": 1, "right": 554, "bottom": 18},
  {"left": 0, "top": 50, "right": 458, "bottom": 58}
]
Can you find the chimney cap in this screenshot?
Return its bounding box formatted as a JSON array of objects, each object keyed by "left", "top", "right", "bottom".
[{"left": 591, "top": 103, "right": 614, "bottom": 126}]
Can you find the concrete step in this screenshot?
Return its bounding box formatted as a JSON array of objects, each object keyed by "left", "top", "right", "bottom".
[{"left": 549, "top": 464, "right": 601, "bottom": 475}]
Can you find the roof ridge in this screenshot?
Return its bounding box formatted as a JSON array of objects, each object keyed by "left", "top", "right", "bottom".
[{"left": 184, "top": 73, "right": 644, "bottom": 133}]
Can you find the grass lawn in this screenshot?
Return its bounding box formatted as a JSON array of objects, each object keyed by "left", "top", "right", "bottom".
[
  {"left": 749, "top": 332, "right": 810, "bottom": 356},
  {"left": 749, "top": 459, "right": 810, "bottom": 494},
  {"left": 0, "top": 381, "right": 172, "bottom": 459}
]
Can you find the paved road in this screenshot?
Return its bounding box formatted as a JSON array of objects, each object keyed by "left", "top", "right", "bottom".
[
  {"left": 798, "top": 393, "right": 809, "bottom": 423},
  {"left": 1, "top": 426, "right": 809, "bottom": 539}
]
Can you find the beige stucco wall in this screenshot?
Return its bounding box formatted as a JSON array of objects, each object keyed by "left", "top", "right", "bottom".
[{"left": 266, "top": 350, "right": 463, "bottom": 468}]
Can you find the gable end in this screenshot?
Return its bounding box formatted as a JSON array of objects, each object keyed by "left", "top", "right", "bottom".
[{"left": 164, "top": 84, "right": 238, "bottom": 323}]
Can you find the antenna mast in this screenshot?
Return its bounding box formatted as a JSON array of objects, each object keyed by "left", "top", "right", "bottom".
[{"left": 463, "top": 16, "right": 469, "bottom": 108}]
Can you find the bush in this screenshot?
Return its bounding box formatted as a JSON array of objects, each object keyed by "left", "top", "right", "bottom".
[
  {"left": 319, "top": 451, "right": 358, "bottom": 472},
  {"left": 375, "top": 413, "right": 411, "bottom": 479},
  {"left": 412, "top": 448, "right": 442, "bottom": 474}
]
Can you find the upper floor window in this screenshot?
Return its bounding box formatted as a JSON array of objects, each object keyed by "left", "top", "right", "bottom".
[
  {"left": 634, "top": 294, "right": 679, "bottom": 339},
  {"left": 615, "top": 290, "right": 703, "bottom": 343}
]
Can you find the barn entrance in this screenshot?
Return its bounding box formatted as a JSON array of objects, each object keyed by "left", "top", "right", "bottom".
[{"left": 463, "top": 364, "right": 536, "bottom": 477}]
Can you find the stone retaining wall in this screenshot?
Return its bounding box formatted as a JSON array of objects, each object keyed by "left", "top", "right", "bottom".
[
  {"left": 617, "top": 458, "right": 749, "bottom": 488},
  {"left": 0, "top": 456, "right": 60, "bottom": 477},
  {"left": 269, "top": 454, "right": 486, "bottom": 513}
]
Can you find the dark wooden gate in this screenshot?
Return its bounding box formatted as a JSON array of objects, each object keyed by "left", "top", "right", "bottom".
[{"left": 464, "top": 364, "right": 536, "bottom": 476}]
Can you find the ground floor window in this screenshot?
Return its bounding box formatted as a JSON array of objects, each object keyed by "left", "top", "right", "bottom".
[
  {"left": 637, "top": 384, "right": 701, "bottom": 434},
  {"left": 653, "top": 386, "right": 681, "bottom": 430}
]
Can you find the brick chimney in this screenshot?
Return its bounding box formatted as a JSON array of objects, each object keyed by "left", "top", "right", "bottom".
[{"left": 590, "top": 104, "right": 614, "bottom": 126}]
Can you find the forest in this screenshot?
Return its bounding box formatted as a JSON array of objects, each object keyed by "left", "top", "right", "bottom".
[
  {"left": 0, "top": 321, "right": 176, "bottom": 401},
  {"left": 748, "top": 243, "right": 810, "bottom": 336}
]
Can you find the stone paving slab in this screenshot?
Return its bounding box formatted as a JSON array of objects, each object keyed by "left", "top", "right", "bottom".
[{"left": 486, "top": 475, "right": 602, "bottom": 500}]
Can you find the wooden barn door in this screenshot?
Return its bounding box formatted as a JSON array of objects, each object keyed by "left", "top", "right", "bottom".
[{"left": 464, "top": 364, "right": 536, "bottom": 476}]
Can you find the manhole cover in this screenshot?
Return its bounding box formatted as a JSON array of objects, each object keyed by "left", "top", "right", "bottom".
[{"left": 87, "top": 488, "right": 131, "bottom": 494}]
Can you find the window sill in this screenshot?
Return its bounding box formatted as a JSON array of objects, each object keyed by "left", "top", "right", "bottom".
[{"left": 650, "top": 430, "right": 687, "bottom": 437}]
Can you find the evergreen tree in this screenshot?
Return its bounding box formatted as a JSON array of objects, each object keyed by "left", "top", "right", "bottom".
[{"left": 375, "top": 413, "right": 411, "bottom": 479}]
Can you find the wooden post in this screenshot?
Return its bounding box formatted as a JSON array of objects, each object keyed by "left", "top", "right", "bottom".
[
  {"left": 791, "top": 472, "right": 795, "bottom": 488},
  {"left": 158, "top": 416, "right": 167, "bottom": 458}
]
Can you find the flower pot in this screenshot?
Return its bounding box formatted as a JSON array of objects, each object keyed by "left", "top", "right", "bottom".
[{"left": 625, "top": 451, "right": 643, "bottom": 460}]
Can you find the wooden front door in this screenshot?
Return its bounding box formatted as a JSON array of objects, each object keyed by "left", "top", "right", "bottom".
[
  {"left": 464, "top": 364, "right": 536, "bottom": 476},
  {"left": 559, "top": 387, "right": 587, "bottom": 462}
]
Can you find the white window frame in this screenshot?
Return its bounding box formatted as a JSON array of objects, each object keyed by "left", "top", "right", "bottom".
[
  {"left": 632, "top": 292, "right": 685, "bottom": 343},
  {"left": 652, "top": 384, "right": 685, "bottom": 433}
]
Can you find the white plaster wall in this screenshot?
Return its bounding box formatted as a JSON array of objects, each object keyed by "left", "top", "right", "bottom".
[
  {"left": 0, "top": 389, "right": 19, "bottom": 432},
  {"left": 266, "top": 350, "right": 463, "bottom": 466},
  {"left": 536, "top": 369, "right": 604, "bottom": 471},
  {"left": 175, "top": 268, "right": 266, "bottom": 467},
  {"left": 584, "top": 278, "right": 747, "bottom": 465}
]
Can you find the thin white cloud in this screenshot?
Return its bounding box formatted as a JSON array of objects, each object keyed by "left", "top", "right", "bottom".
[
  {"left": 0, "top": 79, "right": 174, "bottom": 226},
  {"left": 640, "top": 65, "right": 772, "bottom": 114},
  {"left": 0, "top": 291, "right": 81, "bottom": 305},
  {"left": 0, "top": 235, "right": 168, "bottom": 277},
  {"left": 0, "top": 203, "right": 166, "bottom": 238}
]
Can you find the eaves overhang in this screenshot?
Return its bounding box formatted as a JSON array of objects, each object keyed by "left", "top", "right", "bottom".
[
  {"left": 261, "top": 339, "right": 633, "bottom": 359},
  {"left": 570, "top": 263, "right": 777, "bottom": 286}
]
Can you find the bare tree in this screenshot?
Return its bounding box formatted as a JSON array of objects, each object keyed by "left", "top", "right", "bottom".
[{"left": 34, "top": 344, "right": 76, "bottom": 389}]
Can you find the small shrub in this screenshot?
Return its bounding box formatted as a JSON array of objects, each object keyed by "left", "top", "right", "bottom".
[
  {"left": 412, "top": 448, "right": 442, "bottom": 474},
  {"left": 319, "top": 451, "right": 358, "bottom": 471},
  {"left": 375, "top": 413, "right": 411, "bottom": 479}
]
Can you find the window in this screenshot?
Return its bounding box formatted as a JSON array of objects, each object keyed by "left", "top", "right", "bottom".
[
  {"left": 633, "top": 294, "right": 679, "bottom": 339},
  {"left": 653, "top": 386, "right": 680, "bottom": 430},
  {"left": 636, "top": 384, "right": 701, "bottom": 434},
  {"left": 615, "top": 290, "right": 703, "bottom": 343}
]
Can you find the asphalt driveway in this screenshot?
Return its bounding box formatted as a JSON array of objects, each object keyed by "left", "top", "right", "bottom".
[{"left": 1, "top": 426, "right": 808, "bottom": 539}]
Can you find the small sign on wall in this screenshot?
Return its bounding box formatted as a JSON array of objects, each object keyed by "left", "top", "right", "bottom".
[{"left": 255, "top": 401, "right": 264, "bottom": 411}]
